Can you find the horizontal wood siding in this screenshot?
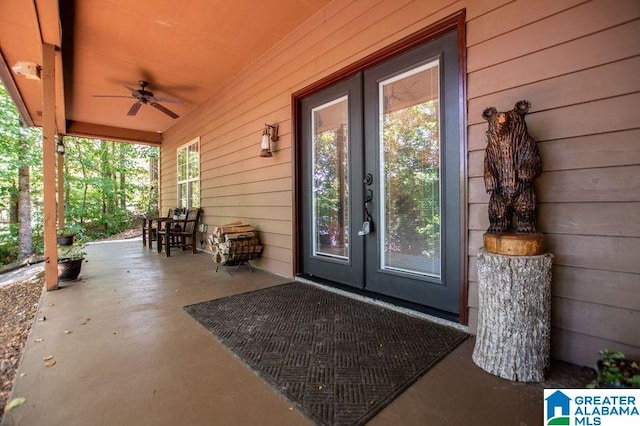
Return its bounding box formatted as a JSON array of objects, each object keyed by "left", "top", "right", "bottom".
[
  {"left": 158, "top": 0, "right": 639, "bottom": 366},
  {"left": 466, "top": 0, "right": 640, "bottom": 366},
  {"left": 160, "top": 0, "right": 501, "bottom": 277}
]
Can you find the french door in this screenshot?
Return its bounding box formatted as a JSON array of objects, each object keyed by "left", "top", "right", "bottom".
[{"left": 299, "top": 29, "right": 461, "bottom": 316}]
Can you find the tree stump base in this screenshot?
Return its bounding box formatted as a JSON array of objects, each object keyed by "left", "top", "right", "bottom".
[
  {"left": 472, "top": 248, "right": 553, "bottom": 382},
  {"left": 483, "top": 232, "right": 545, "bottom": 256}
]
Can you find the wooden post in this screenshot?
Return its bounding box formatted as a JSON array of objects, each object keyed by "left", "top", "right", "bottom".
[
  {"left": 42, "top": 43, "right": 58, "bottom": 291},
  {"left": 57, "top": 151, "right": 65, "bottom": 230},
  {"left": 472, "top": 249, "right": 552, "bottom": 381}
]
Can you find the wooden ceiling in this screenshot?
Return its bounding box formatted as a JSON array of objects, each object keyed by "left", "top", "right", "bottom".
[{"left": 0, "top": 0, "right": 332, "bottom": 143}]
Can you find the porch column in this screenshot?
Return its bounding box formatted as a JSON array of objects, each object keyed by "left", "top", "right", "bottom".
[
  {"left": 42, "top": 42, "right": 58, "bottom": 290},
  {"left": 57, "top": 149, "right": 65, "bottom": 230}
]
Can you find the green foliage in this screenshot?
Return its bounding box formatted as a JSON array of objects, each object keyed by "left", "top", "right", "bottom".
[
  {"left": 0, "top": 232, "right": 19, "bottom": 265},
  {"left": 313, "top": 127, "right": 348, "bottom": 245},
  {"left": 62, "top": 137, "right": 157, "bottom": 239},
  {"left": 588, "top": 349, "right": 640, "bottom": 389},
  {"left": 0, "top": 81, "right": 159, "bottom": 265},
  {"left": 382, "top": 101, "right": 440, "bottom": 257},
  {"left": 57, "top": 241, "right": 87, "bottom": 261}
]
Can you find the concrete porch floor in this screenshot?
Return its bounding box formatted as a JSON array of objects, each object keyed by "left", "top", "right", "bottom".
[{"left": 2, "top": 240, "right": 589, "bottom": 426}]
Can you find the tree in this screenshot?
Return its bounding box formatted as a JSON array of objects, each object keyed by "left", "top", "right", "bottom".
[
  {"left": 1, "top": 82, "right": 159, "bottom": 265},
  {"left": 0, "top": 82, "right": 41, "bottom": 262},
  {"left": 62, "top": 136, "right": 157, "bottom": 238}
]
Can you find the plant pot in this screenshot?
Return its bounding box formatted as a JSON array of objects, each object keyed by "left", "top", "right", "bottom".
[
  {"left": 57, "top": 258, "right": 84, "bottom": 281},
  {"left": 57, "top": 235, "right": 75, "bottom": 246}
]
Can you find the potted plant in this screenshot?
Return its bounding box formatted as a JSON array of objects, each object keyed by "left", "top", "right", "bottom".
[
  {"left": 57, "top": 228, "right": 76, "bottom": 246},
  {"left": 588, "top": 349, "right": 640, "bottom": 388},
  {"left": 57, "top": 242, "right": 87, "bottom": 281}
]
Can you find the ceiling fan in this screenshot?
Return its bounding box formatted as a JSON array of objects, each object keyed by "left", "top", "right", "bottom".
[{"left": 93, "top": 80, "right": 183, "bottom": 119}]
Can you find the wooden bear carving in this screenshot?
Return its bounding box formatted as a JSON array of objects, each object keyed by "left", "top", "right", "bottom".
[{"left": 483, "top": 100, "right": 541, "bottom": 233}]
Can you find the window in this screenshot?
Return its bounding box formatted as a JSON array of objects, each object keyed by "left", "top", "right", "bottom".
[{"left": 177, "top": 137, "right": 200, "bottom": 208}]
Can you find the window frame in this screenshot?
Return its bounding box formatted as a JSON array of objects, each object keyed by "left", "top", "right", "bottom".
[{"left": 176, "top": 137, "right": 200, "bottom": 208}]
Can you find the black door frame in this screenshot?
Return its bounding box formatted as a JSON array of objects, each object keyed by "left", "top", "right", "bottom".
[{"left": 292, "top": 10, "right": 468, "bottom": 324}]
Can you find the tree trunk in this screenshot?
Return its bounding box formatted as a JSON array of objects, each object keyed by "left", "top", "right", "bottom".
[
  {"left": 18, "top": 163, "right": 33, "bottom": 257},
  {"left": 472, "top": 248, "right": 553, "bottom": 382},
  {"left": 119, "top": 143, "right": 126, "bottom": 209},
  {"left": 9, "top": 181, "right": 18, "bottom": 223}
]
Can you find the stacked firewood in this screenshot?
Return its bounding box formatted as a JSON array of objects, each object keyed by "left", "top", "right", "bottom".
[{"left": 208, "top": 221, "right": 263, "bottom": 264}]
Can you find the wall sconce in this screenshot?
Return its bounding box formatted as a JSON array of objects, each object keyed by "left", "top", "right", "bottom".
[
  {"left": 56, "top": 139, "right": 65, "bottom": 155},
  {"left": 260, "top": 124, "right": 279, "bottom": 157}
]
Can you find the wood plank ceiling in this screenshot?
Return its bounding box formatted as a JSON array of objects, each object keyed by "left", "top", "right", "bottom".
[{"left": 0, "top": 0, "right": 332, "bottom": 143}]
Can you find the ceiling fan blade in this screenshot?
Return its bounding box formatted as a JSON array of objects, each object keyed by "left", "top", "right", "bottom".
[
  {"left": 124, "top": 84, "right": 139, "bottom": 94},
  {"left": 93, "top": 95, "right": 132, "bottom": 98},
  {"left": 127, "top": 102, "right": 142, "bottom": 116},
  {"left": 153, "top": 96, "right": 183, "bottom": 105},
  {"left": 150, "top": 101, "right": 179, "bottom": 119}
]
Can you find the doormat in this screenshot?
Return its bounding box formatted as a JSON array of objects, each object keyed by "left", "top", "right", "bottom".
[{"left": 184, "top": 282, "right": 468, "bottom": 425}]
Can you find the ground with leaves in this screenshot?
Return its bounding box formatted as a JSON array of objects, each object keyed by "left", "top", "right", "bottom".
[
  {"left": 0, "top": 229, "right": 141, "bottom": 419},
  {"left": 0, "top": 272, "right": 43, "bottom": 419}
]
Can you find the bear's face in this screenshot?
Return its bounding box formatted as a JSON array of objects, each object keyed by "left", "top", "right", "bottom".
[{"left": 482, "top": 100, "right": 530, "bottom": 137}]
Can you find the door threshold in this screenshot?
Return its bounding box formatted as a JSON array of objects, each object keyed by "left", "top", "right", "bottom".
[{"left": 295, "top": 276, "right": 468, "bottom": 333}]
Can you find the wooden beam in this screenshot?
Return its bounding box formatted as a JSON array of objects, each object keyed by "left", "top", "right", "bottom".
[
  {"left": 34, "top": 0, "right": 65, "bottom": 133},
  {"left": 0, "top": 49, "right": 34, "bottom": 126},
  {"left": 57, "top": 151, "right": 65, "bottom": 230},
  {"left": 66, "top": 120, "right": 162, "bottom": 145},
  {"left": 54, "top": 48, "right": 66, "bottom": 134},
  {"left": 42, "top": 42, "right": 58, "bottom": 291}
]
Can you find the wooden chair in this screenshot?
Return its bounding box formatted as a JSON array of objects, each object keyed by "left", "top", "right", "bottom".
[
  {"left": 142, "top": 208, "right": 179, "bottom": 249},
  {"left": 158, "top": 208, "right": 202, "bottom": 257}
]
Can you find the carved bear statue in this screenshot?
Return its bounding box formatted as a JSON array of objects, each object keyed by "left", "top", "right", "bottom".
[{"left": 483, "top": 100, "right": 542, "bottom": 233}]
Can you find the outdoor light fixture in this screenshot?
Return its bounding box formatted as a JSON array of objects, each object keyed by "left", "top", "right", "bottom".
[
  {"left": 56, "top": 139, "right": 65, "bottom": 155},
  {"left": 260, "top": 124, "right": 279, "bottom": 157}
]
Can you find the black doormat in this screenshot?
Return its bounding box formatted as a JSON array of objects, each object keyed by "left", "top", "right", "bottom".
[{"left": 184, "top": 282, "right": 468, "bottom": 425}]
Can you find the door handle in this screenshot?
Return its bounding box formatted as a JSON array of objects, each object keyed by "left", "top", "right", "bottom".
[
  {"left": 360, "top": 178, "right": 374, "bottom": 236},
  {"left": 359, "top": 197, "right": 373, "bottom": 236}
]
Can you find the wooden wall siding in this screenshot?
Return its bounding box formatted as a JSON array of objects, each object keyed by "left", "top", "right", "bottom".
[
  {"left": 160, "top": 0, "right": 503, "bottom": 277},
  {"left": 466, "top": 1, "right": 640, "bottom": 365},
  {"left": 158, "top": 0, "right": 639, "bottom": 365}
]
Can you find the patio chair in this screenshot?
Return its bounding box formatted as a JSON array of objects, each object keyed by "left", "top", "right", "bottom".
[
  {"left": 142, "top": 208, "right": 180, "bottom": 249},
  {"left": 157, "top": 207, "right": 202, "bottom": 257}
]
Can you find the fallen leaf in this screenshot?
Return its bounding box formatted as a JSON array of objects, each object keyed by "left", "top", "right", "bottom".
[
  {"left": 64, "top": 330, "right": 72, "bottom": 334},
  {"left": 4, "top": 397, "right": 26, "bottom": 412},
  {"left": 45, "top": 360, "right": 56, "bottom": 368},
  {"left": 35, "top": 338, "right": 43, "bottom": 342},
  {"left": 43, "top": 355, "right": 54, "bottom": 361}
]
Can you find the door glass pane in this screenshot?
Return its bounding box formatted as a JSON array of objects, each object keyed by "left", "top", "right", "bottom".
[
  {"left": 312, "top": 96, "right": 349, "bottom": 260},
  {"left": 379, "top": 59, "right": 441, "bottom": 277}
]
